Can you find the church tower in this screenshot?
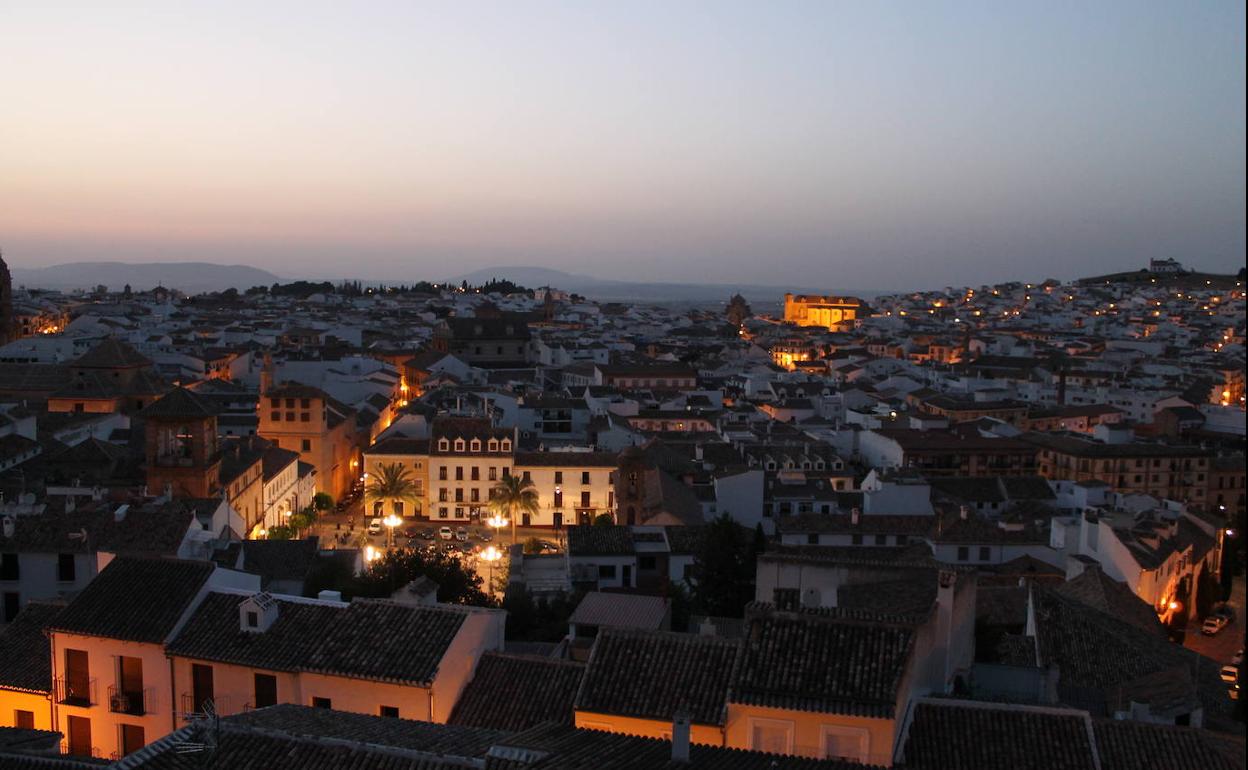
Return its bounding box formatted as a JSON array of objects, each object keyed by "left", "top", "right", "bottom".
[
  {"left": 0, "top": 248, "right": 13, "bottom": 346},
  {"left": 139, "top": 387, "right": 222, "bottom": 498}
]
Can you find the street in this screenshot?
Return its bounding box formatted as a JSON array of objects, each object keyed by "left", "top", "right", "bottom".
[{"left": 1183, "top": 575, "right": 1244, "bottom": 671}]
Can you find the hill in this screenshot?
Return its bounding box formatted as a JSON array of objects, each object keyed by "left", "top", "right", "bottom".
[{"left": 12, "top": 262, "right": 284, "bottom": 294}]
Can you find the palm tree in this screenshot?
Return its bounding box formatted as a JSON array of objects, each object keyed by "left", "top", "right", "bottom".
[
  {"left": 365, "top": 462, "right": 421, "bottom": 520},
  {"left": 488, "top": 474, "right": 539, "bottom": 547}
]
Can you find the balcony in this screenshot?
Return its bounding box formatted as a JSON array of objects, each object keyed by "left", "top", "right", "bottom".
[
  {"left": 180, "top": 692, "right": 233, "bottom": 719},
  {"left": 108, "top": 684, "right": 152, "bottom": 716},
  {"left": 55, "top": 676, "right": 96, "bottom": 707}
]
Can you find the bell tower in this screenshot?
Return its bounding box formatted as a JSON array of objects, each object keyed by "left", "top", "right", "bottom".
[{"left": 140, "top": 387, "right": 222, "bottom": 498}]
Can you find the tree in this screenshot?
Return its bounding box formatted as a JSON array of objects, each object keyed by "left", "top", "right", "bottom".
[
  {"left": 313, "top": 492, "right": 334, "bottom": 512},
  {"left": 488, "top": 474, "right": 539, "bottom": 546},
  {"left": 726, "top": 293, "right": 752, "bottom": 327},
  {"left": 266, "top": 524, "right": 295, "bottom": 540},
  {"left": 366, "top": 462, "right": 421, "bottom": 518},
  {"left": 352, "top": 546, "right": 493, "bottom": 606},
  {"left": 689, "top": 513, "right": 757, "bottom": 618},
  {"left": 593, "top": 512, "right": 615, "bottom": 527}
]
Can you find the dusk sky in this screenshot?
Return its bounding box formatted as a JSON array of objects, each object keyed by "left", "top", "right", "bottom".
[{"left": 2, "top": 1, "right": 1244, "bottom": 290}]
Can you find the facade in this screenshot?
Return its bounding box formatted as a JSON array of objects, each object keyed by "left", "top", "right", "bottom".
[
  {"left": 1025, "top": 432, "right": 1212, "bottom": 506},
  {"left": 428, "top": 417, "right": 515, "bottom": 522},
  {"left": 258, "top": 383, "right": 361, "bottom": 502},
  {"left": 783, "top": 293, "right": 864, "bottom": 328},
  {"left": 514, "top": 451, "right": 617, "bottom": 528}
]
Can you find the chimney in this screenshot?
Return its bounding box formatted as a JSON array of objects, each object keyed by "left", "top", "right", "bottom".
[
  {"left": 671, "top": 711, "right": 691, "bottom": 763},
  {"left": 851, "top": 507, "right": 861, "bottom": 525}
]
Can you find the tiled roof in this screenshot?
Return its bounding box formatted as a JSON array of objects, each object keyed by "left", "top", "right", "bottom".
[
  {"left": 167, "top": 593, "right": 468, "bottom": 685},
  {"left": 137, "top": 386, "right": 217, "bottom": 419},
  {"left": 836, "top": 577, "right": 937, "bottom": 618},
  {"left": 70, "top": 338, "right": 152, "bottom": 368},
  {"left": 733, "top": 608, "right": 915, "bottom": 718},
  {"left": 448, "top": 653, "right": 584, "bottom": 731},
  {"left": 1029, "top": 586, "right": 1234, "bottom": 730},
  {"left": 0, "top": 601, "right": 63, "bottom": 692},
  {"left": 900, "top": 700, "right": 1097, "bottom": 770},
  {"left": 569, "top": 592, "right": 669, "bottom": 630},
  {"left": 227, "top": 703, "right": 508, "bottom": 758},
  {"left": 575, "top": 628, "right": 741, "bottom": 726},
  {"left": 567, "top": 525, "right": 634, "bottom": 556},
  {"left": 1093, "top": 717, "right": 1241, "bottom": 770},
  {"left": 513, "top": 451, "right": 619, "bottom": 468},
  {"left": 48, "top": 556, "right": 214, "bottom": 643},
  {"left": 240, "top": 539, "right": 318, "bottom": 588},
  {"left": 1053, "top": 568, "right": 1166, "bottom": 637},
  {"left": 366, "top": 437, "right": 432, "bottom": 456}
]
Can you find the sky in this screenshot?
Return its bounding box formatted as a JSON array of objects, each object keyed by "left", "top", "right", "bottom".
[{"left": 1, "top": 1, "right": 1244, "bottom": 290}]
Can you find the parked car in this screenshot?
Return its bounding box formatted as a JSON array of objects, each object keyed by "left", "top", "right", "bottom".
[
  {"left": 535, "top": 539, "right": 560, "bottom": 553},
  {"left": 477, "top": 531, "right": 493, "bottom": 542},
  {"left": 420, "top": 528, "right": 435, "bottom": 540},
  {"left": 366, "top": 518, "right": 383, "bottom": 535},
  {"left": 1213, "top": 604, "right": 1236, "bottom": 622},
  {"left": 1220, "top": 665, "right": 1238, "bottom": 683},
  {"left": 439, "top": 526, "right": 453, "bottom": 540},
  {"left": 455, "top": 528, "right": 469, "bottom": 542},
  {"left": 1202, "top": 614, "right": 1230, "bottom": 635}
]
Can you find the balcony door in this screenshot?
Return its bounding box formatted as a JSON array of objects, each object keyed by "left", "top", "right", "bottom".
[
  {"left": 119, "top": 656, "right": 144, "bottom": 713},
  {"left": 65, "top": 649, "right": 90, "bottom": 705},
  {"left": 191, "top": 664, "right": 214, "bottom": 713},
  {"left": 67, "top": 715, "right": 92, "bottom": 757}
]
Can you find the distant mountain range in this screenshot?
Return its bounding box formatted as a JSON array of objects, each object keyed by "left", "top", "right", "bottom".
[
  {"left": 10, "top": 260, "right": 878, "bottom": 305},
  {"left": 11, "top": 262, "right": 283, "bottom": 294},
  {"left": 448, "top": 266, "right": 880, "bottom": 304}
]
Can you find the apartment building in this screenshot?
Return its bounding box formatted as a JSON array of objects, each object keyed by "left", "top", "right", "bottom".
[
  {"left": 258, "top": 383, "right": 362, "bottom": 502},
  {"left": 428, "top": 417, "right": 515, "bottom": 522},
  {"left": 1024, "top": 432, "right": 1213, "bottom": 505}
]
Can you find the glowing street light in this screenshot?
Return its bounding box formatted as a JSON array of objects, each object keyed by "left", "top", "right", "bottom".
[
  {"left": 383, "top": 513, "right": 403, "bottom": 550},
  {"left": 486, "top": 514, "right": 509, "bottom": 544},
  {"left": 479, "top": 545, "right": 503, "bottom": 597}
]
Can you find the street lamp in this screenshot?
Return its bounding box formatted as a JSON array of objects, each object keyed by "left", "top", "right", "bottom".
[
  {"left": 383, "top": 513, "right": 403, "bottom": 550},
  {"left": 479, "top": 546, "right": 503, "bottom": 598},
  {"left": 487, "top": 514, "right": 509, "bottom": 545}
]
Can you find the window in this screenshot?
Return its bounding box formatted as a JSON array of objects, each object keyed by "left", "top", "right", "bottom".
[
  {"left": 14, "top": 710, "right": 34, "bottom": 729},
  {"left": 555, "top": 471, "right": 563, "bottom": 484},
  {"left": 489, "top": 467, "right": 497, "bottom": 481},
  {"left": 439, "top": 489, "right": 448, "bottom": 502},
  {"left": 471, "top": 466, "right": 480, "bottom": 481},
  {"left": 750, "top": 719, "right": 793, "bottom": 755},
  {"left": 64, "top": 648, "right": 90, "bottom": 705},
  {"left": 470, "top": 489, "right": 479, "bottom": 503},
  {"left": 120, "top": 723, "right": 145, "bottom": 755},
  {"left": 455, "top": 489, "right": 464, "bottom": 502},
  {"left": 822, "top": 726, "right": 868, "bottom": 762},
  {"left": 580, "top": 491, "right": 590, "bottom": 507},
  {"left": 438, "top": 439, "right": 449, "bottom": 451},
  {"left": 874, "top": 535, "right": 887, "bottom": 546},
  {"left": 0, "top": 553, "right": 18, "bottom": 581},
  {"left": 957, "top": 546, "right": 969, "bottom": 562},
  {"left": 470, "top": 439, "right": 481, "bottom": 452},
  {"left": 978, "top": 546, "right": 990, "bottom": 561},
  {"left": 454, "top": 439, "right": 465, "bottom": 452},
  {"left": 553, "top": 489, "right": 563, "bottom": 508},
  {"left": 285, "top": 398, "right": 295, "bottom": 408},
  {"left": 851, "top": 534, "right": 863, "bottom": 545},
  {"left": 522, "top": 471, "right": 531, "bottom": 482},
  {"left": 300, "top": 412, "right": 310, "bottom": 422},
  {"left": 301, "top": 439, "right": 311, "bottom": 452},
  {"left": 379, "top": 705, "right": 399, "bottom": 718},
  {"left": 488, "top": 439, "right": 499, "bottom": 452},
  {"left": 455, "top": 467, "right": 464, "bottom": 481},
  {"left": 286, "top": 411, "right": 295, "bottom": 421},
  {"left": 253, "top": 674, "right": 277, "bottom": 709},
  {"left": 301, "top": 398, "right": 311, "bottom": 409},
  {"left": 439, "top": 467, "right": 448, "bottom": 480},
  {"left": 246, "top": 611, "right": 258, "bottom": 628},
  {"left": 270, "top": 398, "right": 280, "bottom": 408},
  {"left": 639, "top": 556, "right": 657, "bottom": 570},
  {"left": 501, "top": 439, "right": 511, "bottom": 451},
  {"left": 773, "top": 588, "right": 800, "bottom": 611},
  {"left": 312, "top": 696, "right": 332, "bottom": 709},
  {"left": 271, "top": 411, "right": 280, "bottom": 421},
  {"left": 807, "top": 533, "right": 819, "bottom": 545},
  {"left": 581, "top": 471, "right": 591, "bottom": 484},
  {"left": 598, "top": 565, "right": 616, "bottom": 579}
]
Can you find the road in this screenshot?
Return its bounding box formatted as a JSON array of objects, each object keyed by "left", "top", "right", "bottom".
[{"left": 1182, "top": 575, "right": 1243, "bottom": 671}]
